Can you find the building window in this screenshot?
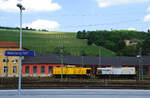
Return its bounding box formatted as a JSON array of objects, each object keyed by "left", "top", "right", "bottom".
[
  {"left": 3, "top": 58, "right": 9, "bottom": 62},
  {"left": 33, "top": 66, "right": 37, "bottom": 74},
  {"left": 41, "top": 66, "right": 45, "bottom": 74},
  {"left": 12, "top": 59, "right": 15, "bottom": 62},
  {"left": 25, "top": 66, "right": 29, "bottom": 73},
  {"left": 12, "top": 59, "right": 15, "bottom": 63},
  {"left": 13, "top": 66, "right": 17, "bottom": 73},
  {"left": 15, "top": 59, "right": 18, "bottom": 62},
  {"left": 12, "top": 58, "right": 18, "bottom": 63},
  {"left": 4, "top": 66, "right": 8, "bottom": 73},
  {"left": 49, "top": 66, "right": 53, "bottom": 73},
  {"left": 3, "top": 59, "right": 6, "bottom": 62}
]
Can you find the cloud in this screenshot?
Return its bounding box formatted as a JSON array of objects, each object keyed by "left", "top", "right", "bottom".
[
  {"left": 0, "top": 0, "right": 61, "bottom": 12},
  {"left": 128, "top": 28, "right": 136, "bottom": 31},
  {"left": 144, "top": 14, "right": 150, "bottom": 22},
  {"left": 97, "top": 0, "right": 149, "bottom": 8},
  {"left": 144, "top": 2, "right": 150, "bottom": 22},
  {"left": 148, "top": 6, "right": 150, "bottom": 11},
  {"left": 23, "top": 19, "right": 60, "bottom": 31}
]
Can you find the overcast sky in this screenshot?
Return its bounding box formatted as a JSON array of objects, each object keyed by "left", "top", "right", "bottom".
[{"left": 0, "top": 0, "right": 150, "bottom": 32}]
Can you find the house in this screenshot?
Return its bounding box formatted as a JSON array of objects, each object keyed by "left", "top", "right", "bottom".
[{"left": 125, "top": 39, "right": 140, "bottom": 46}]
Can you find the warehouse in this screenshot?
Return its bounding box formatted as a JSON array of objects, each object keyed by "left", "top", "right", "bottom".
[
  {"left": 22, "top": 53, "right": 150, "bottom": 77},
  {"left": 22, "top": 53, "right": 63, "bottom": 77}
]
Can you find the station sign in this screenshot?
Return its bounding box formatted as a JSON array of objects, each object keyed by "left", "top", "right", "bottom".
[{"left": 5, "top": 51, "right": 35, "bottom": 56}]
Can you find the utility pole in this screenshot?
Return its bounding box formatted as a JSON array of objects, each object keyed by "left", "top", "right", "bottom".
[
  {"left": 61, "top": 46, "right": 64, "bottom": 80},
  {"left": 82, "top": 54, "right": 84, "bottom": 67},
  {"left": 60, "top": 34, "right": 64, "bottom": 80},
  {"left": 98, "top": 47, "right": 101, "bottom": 79},
  {"left": 137, "top": 48, "right": 143, "bottom": 80},
  {"left": 139, "top": 48, "right": 143, "bottom": 80},
  {"left": 99, "top": 47, "right": 101, "bottom": 66}
]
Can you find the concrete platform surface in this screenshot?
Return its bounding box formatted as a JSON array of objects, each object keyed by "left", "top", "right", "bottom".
[{"left": 0, "top": 89, "right": 150, "bottom": 98}]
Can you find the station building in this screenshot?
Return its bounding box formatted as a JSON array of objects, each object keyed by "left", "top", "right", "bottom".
[{"left": 0, "top": 41, "right": 20, "bottom": 77}]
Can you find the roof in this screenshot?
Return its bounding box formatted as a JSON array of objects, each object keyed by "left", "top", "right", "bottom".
[
  {"left": 23, "top": 53, "right": 150, "bottom": 66},
  {"left": 0, "top": 41, "right": 19, "bottom": 48},
  {"left": 64, "top": 56, "right": 120, "bottom": 66},
  {"left": 0, "top": 41, "right": 29, "bottom": 50},
  {"left": 23, "top": 53, "right": 60, "bottom": 64},
  {"left": 130, "top": 39, "right": 140, "bottom": 42}
]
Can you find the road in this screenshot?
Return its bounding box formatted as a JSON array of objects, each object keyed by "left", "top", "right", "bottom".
[{"left": 0, "top": 89, "right": 150, "bottom": 98}]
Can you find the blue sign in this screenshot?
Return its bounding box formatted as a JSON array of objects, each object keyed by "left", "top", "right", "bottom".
[{"left": 5, "top": 51, "right": 35, "bottom": 56}]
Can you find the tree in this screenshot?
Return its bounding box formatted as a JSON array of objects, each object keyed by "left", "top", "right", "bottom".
[
  {"left": 80, "top": 50, "right": 86, "bottom": 56},
  {"left": 141, "top": 38, "right": 150, "bottom": 55},
  {"left": 25, "top": 27, "right": 29, "bottom": 30},
  {"left": 121, "top": 46, "right": 138, "bottom": 56},
  {"left": 76, "top": 30, "right": 87, "bottom": 39},
  {"left": 115, "top": 40, "right": 126, "bottom": 51},
  {"left": 148, "top": 29, "right": 150, "bottom": 33},
  {"left": 67, "top": 51, "right": 71, "bottom": 56},
  {"left": 103, "top": 40, "right": 115, "bottom": 50},
  {"left": 53, "top": 47, "right": 61, "bottom": 54},
  {"left": 77, "top": 31, "right": 81, "bottom": 39},
  {"left": 77, "top": 30, "right": 148, "bottom": 56}
]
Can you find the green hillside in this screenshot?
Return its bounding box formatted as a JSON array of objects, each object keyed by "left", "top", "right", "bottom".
[{"left": 0, "top": 29, "right": 116, "bottom": 56}]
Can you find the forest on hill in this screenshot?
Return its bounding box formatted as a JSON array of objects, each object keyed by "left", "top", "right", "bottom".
[{"left": 77, "top": 30, "right": 150, "bottom": 56}]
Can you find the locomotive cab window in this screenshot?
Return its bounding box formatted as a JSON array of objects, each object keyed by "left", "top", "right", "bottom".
[
  {"left": 86, "top": 70, "right": 91, "bottom": 74},
  {"left": 98, "top": 70, "right": 102, "bottom": 74}
]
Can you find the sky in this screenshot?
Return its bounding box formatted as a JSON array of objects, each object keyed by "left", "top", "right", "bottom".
[{"left": 0, "top": 0, "right": 150, "bottom": 32}]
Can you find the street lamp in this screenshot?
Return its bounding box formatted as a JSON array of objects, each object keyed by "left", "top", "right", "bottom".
[{"left": 16, "top": 3, "right": 25, "bottom": 95}]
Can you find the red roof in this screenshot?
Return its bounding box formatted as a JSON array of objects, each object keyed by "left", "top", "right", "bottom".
[{"left": 0, "top": 41, "right": 19, "bottom": 48}]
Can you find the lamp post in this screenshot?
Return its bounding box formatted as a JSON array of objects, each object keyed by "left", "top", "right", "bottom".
[{"left": 16, "top": 3, "right": 25, "bottom": 95}]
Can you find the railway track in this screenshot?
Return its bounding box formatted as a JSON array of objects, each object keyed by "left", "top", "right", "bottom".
[{"left": 1, "top": 79, "right": 150, "bottom": 89}]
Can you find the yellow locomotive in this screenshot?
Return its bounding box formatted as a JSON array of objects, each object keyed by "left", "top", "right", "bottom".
[{"left": 53, "top": 65, "right": 91, "bottom": 78}]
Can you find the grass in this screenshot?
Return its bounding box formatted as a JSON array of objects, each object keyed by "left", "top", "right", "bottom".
[{"left": 0, "top": 29, "right": 116, "bottom": 56}]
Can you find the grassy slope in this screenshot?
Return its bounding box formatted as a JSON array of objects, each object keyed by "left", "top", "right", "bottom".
[{"left": 0, "top": 29, "right": 116, "bottom": 56}]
